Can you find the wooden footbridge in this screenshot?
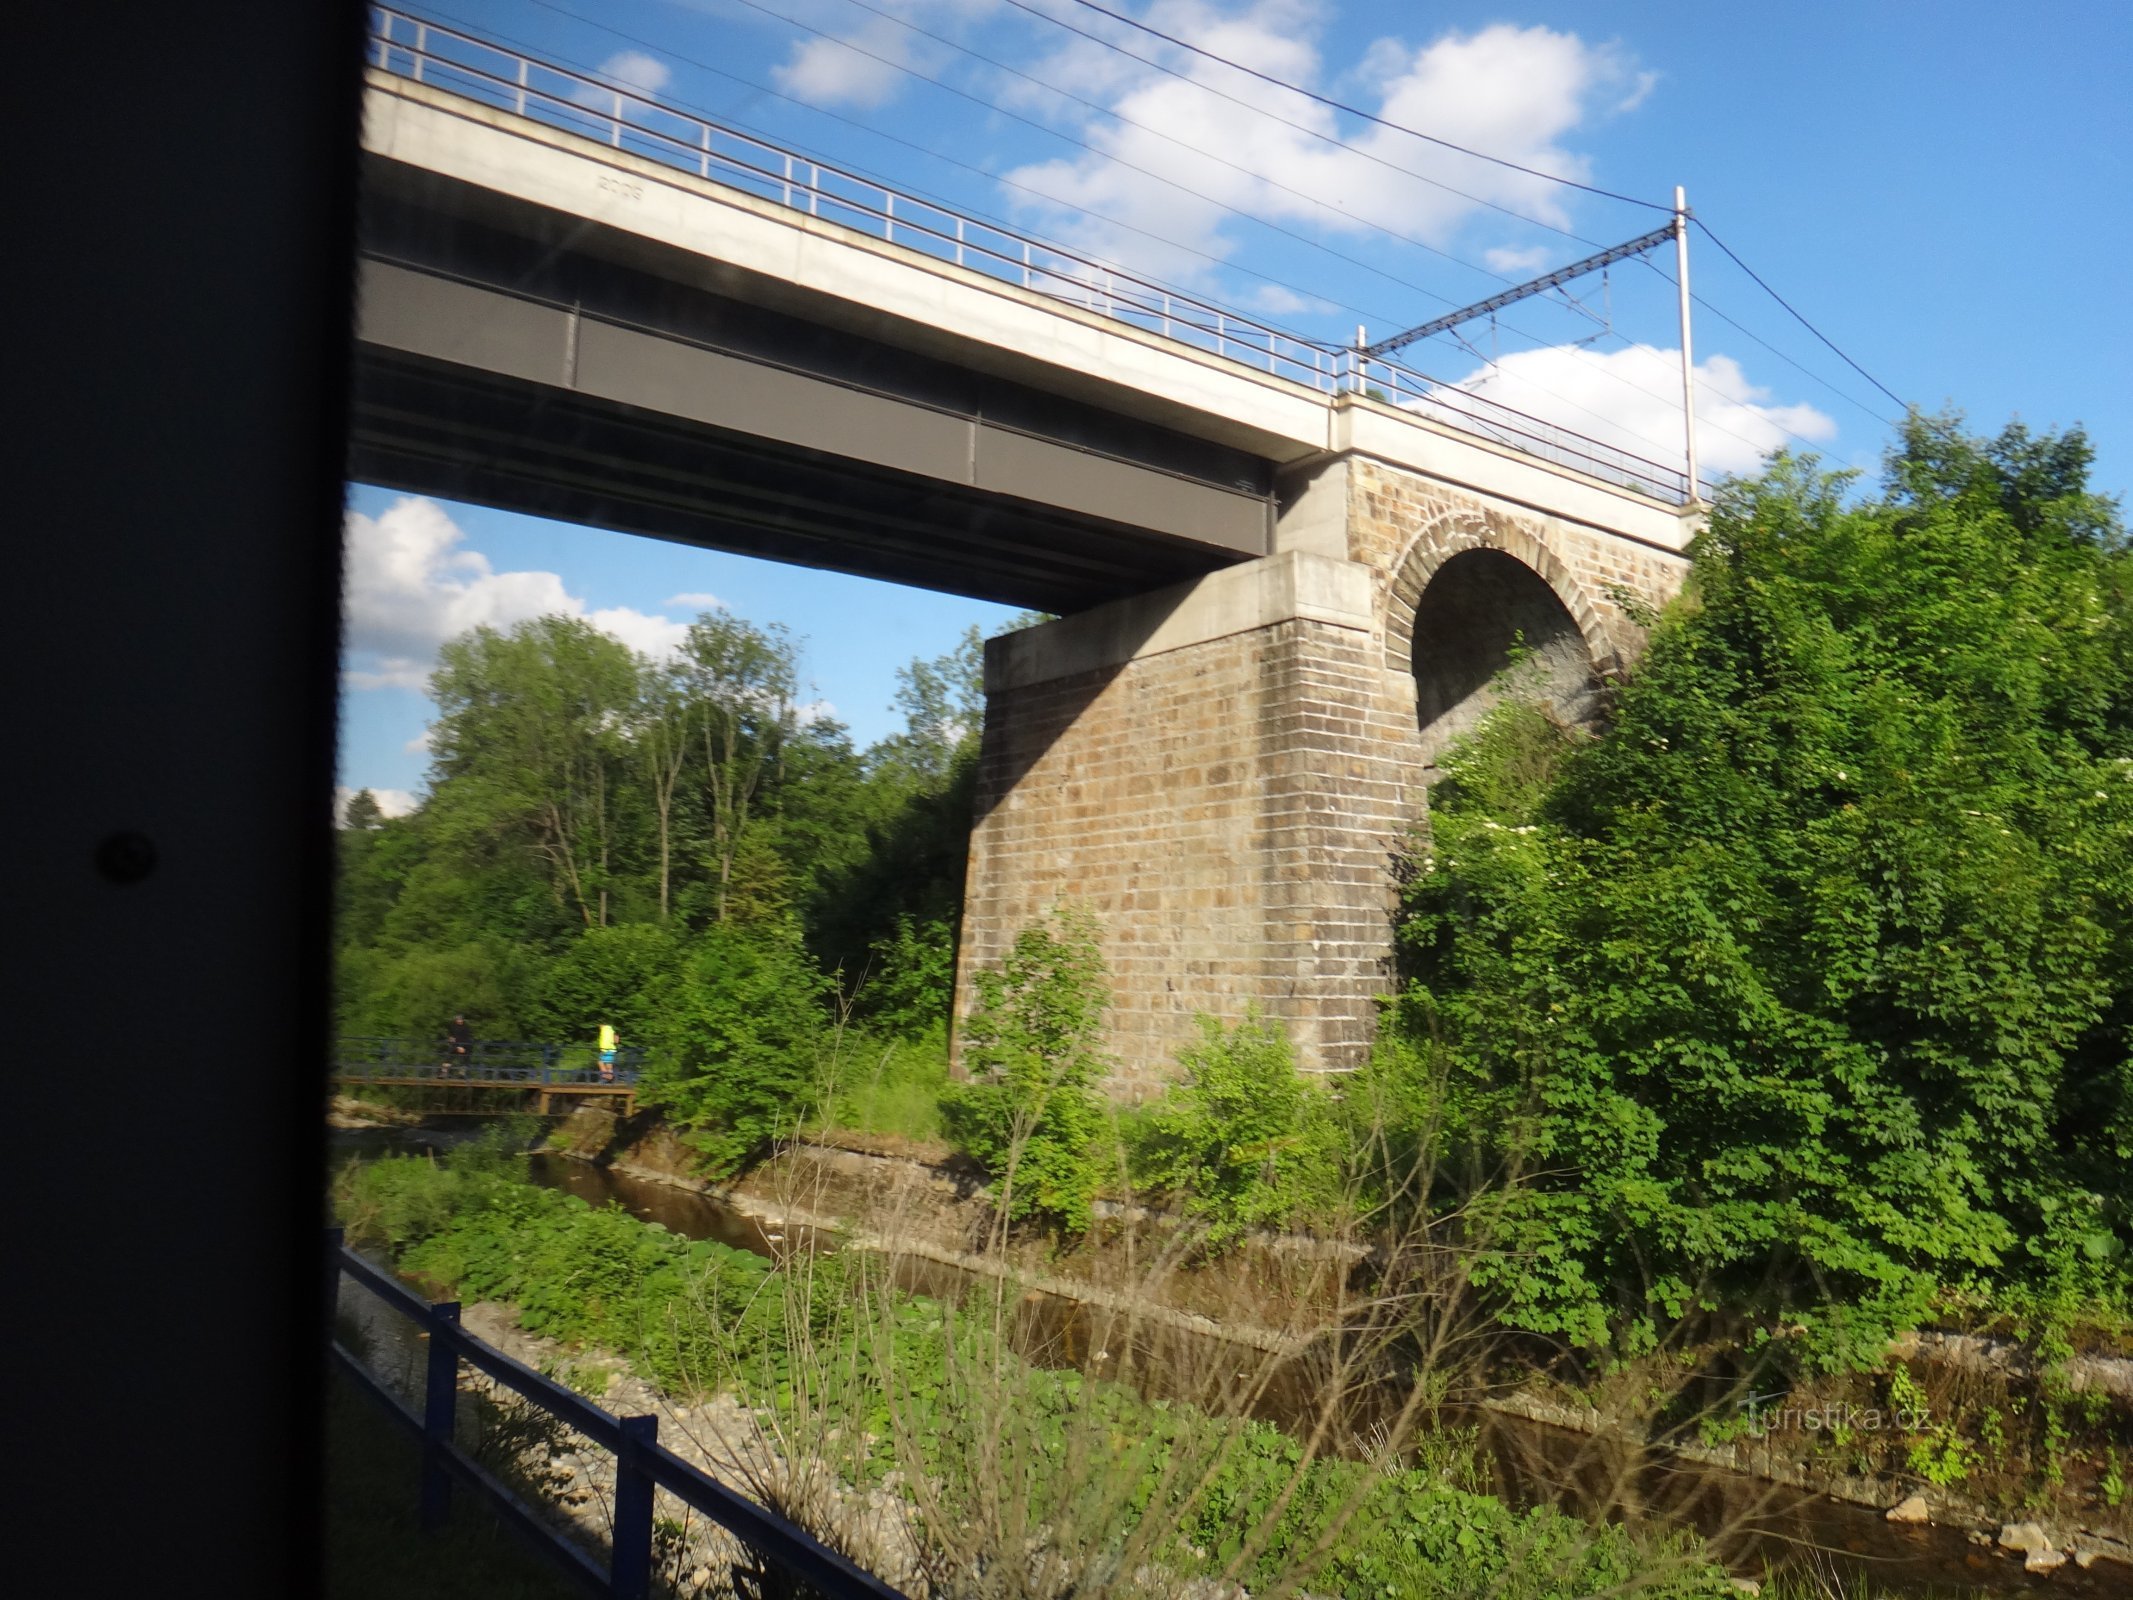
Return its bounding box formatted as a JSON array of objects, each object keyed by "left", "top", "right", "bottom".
[{"left": 333, "top": 1037, "right": 649, "bottom": 1115}]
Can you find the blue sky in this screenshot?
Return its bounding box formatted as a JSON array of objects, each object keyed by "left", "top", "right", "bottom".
[{"left": 341, "top": 0, "right": 2131, "bottom": 811}]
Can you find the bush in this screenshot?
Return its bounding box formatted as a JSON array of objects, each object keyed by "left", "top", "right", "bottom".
[
  {"left": 1132, "top": 1011, "right": 1341, "bottom": 1246},
  {"left": 525, "top": 922, "right": 684, "bottom": 1050},
  {"left": 337, "top": 937, "right": 541, "bottom": 1041},
  {"left": 641, "top": 916, "right": 833, "bottom": 1174},
  {"left": 1395, "top": 420, "right": 2133, "bottom": 1362},
  {"left": 336, "top": 1156, "right": 1734, "bottom": 1600},
  {"left": 943, "top": 905, "right": 1112, "bottom": 1232}
]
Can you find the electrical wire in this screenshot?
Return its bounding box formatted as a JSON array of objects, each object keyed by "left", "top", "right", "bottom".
[
  {"left": 1693, "top": 218, "right": 1909, "bottom": 411},
  {"left": 506, "top": 0, "right": 1759, "bottom": 457},
  {"left": 1631, "top": 255, "right": 1896, "bottom": 428},
  {"left": 1000, "top": 0, "right": 1889, "bottom": 441},
  {"left": 495, "top": 0, "right": 1406, "bottom": 330},
  {"left": 1037, "top": 0, "right": 1673, "bottom": 211},
  {"left": 405, "top": 4, "right": 1825, "bottom": 472},
  {"left": 796, "top": 0, "right": 1562, "bottom": 305},
  {"left": 990, "top": 0, "right": 1630, "bottom": 242}
]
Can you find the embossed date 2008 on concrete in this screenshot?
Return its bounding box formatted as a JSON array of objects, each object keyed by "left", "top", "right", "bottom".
[{"left": 597, "top": 175, "right": 643, "bottom": 201}]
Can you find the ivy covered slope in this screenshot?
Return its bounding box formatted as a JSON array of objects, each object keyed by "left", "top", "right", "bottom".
[{"left": 1396, "top": 418, "right": 2133, "bottom": 1363}]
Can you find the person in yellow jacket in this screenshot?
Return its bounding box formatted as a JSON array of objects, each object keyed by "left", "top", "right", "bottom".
[{"left": 596, "top": 1023, "right": 619, "bottom": 1082}]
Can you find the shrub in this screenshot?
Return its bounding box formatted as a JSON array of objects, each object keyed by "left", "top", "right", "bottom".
[
  {"left": 641, "top": 916, "right": 832, "bottom": 1174},
  {"left": 1133, "top": 1011, "right": 1341, "bottom": 1246},
  {"left": 943, "top": 905, "right": 1112, "bottom": 1232},
  {"left": 525, "top": 922, "right": 684, "bottom": 1049},
  {"left": 1395, "top": 420, "right": 2133, "bottom": 1362}
]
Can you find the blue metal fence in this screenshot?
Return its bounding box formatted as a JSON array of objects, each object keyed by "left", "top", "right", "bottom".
[
  {"left": 333, "top": 1037, "right": 647, "bottom": 1086},
  {"left": 328, "top": 1229, "right": 908, "bottom": 1600}
]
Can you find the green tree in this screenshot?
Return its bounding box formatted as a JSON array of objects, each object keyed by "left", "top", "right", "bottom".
[
  {"left": 427, "top": 616, "right": 639, "bottom": 929},
  {"left": 527, "top": 922, "right": 685, "bottom": 1048},
  {"left": 630, "top": 654, "right": 697, "bottom": 923},
  {"left": 1396, "top": 417, "right": 2133, "bottom": 1362},
  {"left": 642, "top": 917, "right": 831, "bottom": 1173},
  {"left": 679, "top": 614, "right": 799, "bottom": 924}
]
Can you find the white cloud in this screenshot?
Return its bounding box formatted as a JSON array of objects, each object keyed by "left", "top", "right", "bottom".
[
  {"left": 599, "top": 50, "right": 672, "bottom": 97},
  {"left": 770, "top": 1, "right": 998, "bottom": 110},
  {"left": 336, "top": 785, "right": 421, "bottom": 824},
  {"left": 999, "top": 6, "right": 1650, "bottom": 287},
  {"left": 775, "top": 26, "right": 910, "bottom": 109},
  {"left": 1242, "top": 282, "right": 1322, "bottom": 316},
  {"left": 796, "top": 697, "right": 839, "bottom": 726},
  {"left": 341, "top": 496, "right": 691, "bottom": 692},
  {"left": 591, "top": 605, "right": 691, "bottom": 661},
  {"left": 404, "top": 729, "right": 433, "bottom": 756},
  {"left": 1484, "top": 244, "right": 1552, "bottom": 276},
  {"left": 1431, "top": 344, "right": 1836, "bottom": 478},
  {"left": 664, "top": 591, "right": 727, "bottom": 609}
]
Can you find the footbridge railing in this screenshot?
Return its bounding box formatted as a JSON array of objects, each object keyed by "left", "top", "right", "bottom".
[
  {"left": 328, "top": 1230, "right": 909, "bottom": 1599},
  {"left": 364, "top": 7, "right": 1698, "bottom": 504},
  {"left": 333, "top": 1037, "right": 648, "bottom": 1087}
]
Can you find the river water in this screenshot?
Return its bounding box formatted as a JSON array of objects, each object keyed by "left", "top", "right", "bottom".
[{"left": 328, "top": 1129, "right": 2118, "bottom": 1597}]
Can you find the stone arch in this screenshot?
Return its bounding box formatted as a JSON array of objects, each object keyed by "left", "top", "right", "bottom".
[{"left": 1384, "top": 512, "right": 1615, "bottom": 758}]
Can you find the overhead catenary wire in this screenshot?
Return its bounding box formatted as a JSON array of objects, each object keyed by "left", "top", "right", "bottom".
[
  {"left": 980, "top": 0, "right": 1850, "bottom": 453},
  {"left": 498, "top": 0, "right": 1737, "bottom": 454},
  {"left": 995, "top": 0, "right": 1890, "bottom": 446},
  {"left": 1632, "top": 254, "right": 1897, "bottom": 428},
  {"left": 1039, "top": 0, "right": 1675, "bottom": 212},
  {"left": 797, "top": 0, "right": 1571, "bottom": 306},
  {"left": 684, "top": 0, "right": 1825, "bottom": 456},
  {"left": 990, "top": 0, "right": 1629, "bottom": 242},
  {"left": 493, "top": 0, "right": 1423, "bottom": 333},
  {"left": 1692, "top": 217, "right": 1910, "bottom": 412},
  {"left": 413, "top": 4, "right": 1830, "bottom": 470}
]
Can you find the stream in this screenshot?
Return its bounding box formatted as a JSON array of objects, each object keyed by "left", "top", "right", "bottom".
[{"left": 328, "top": 1128, "right": 2120, "bottom": 1596}]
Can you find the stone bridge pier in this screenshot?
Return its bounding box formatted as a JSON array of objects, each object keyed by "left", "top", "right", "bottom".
[{"left": 955, "top": 452, "right": 1693, "bottom": 1093}]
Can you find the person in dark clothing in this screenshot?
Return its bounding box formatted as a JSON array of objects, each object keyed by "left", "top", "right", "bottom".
[{"left": 444, "top": 1014, "right": 473, "bottom": 1077}]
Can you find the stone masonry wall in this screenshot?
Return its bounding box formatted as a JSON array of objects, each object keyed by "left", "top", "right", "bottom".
[
  {"left": 957, "top": 611, "right": 1421, "bottom": 1091},
  {"left": 958, "top": 455, "right": 1692, "bottom": 1095},
  {"left": 1349, "top": 456, "right": 1689, "bottom": 685}
]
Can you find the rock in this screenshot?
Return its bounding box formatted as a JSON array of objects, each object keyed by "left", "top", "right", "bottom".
[
  {"left": 2026, "top": 1547, "right": 2068, "bottom": 1575},
  {"left": 1885, "top": 1495, "right": 1931, "bottom": 1524},
  {"left": 1967, "top": 1531, "right": 1994, "bottom": 1546},
  {"left": 2075, "top": 1550, "right": 2097, "bottom": 1570},
  {"left": 2000, "top": 1521, "right": 2053, "bottom": 1555},
  {"left": 1728, "top": 1581, "right": 1761, "bottom": 1596},
  {"left": 689, "top": 1567, "right": 711, "bottom": 1591}
]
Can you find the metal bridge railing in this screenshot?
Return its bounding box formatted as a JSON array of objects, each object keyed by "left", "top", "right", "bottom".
[
  {"left": 365, "top": 7, "right": 1696, "bottom": 504},
  {"left": 332, "top": 1037, "right": 647, "bottom": 1086},
  {"left": 328, "top": 1230, "right": 909, "bottom": 1600}
]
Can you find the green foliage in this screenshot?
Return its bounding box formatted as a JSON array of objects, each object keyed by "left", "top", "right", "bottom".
[
  {"left": 339, "top": 1157, "right": 1732, "bottom": 1600},
  {"left": 428, "top": 615, "right": 641, "bottom": 930},
  {"left": 814, "top": 1028, "right": 950, "bottom": 1143},
  {"left": 1394, "top": 417, "right": 2133, "bottom": 1362},
  {"left": 856, "top": 914, "right": 959, "bottom": 1037},
  {"left": 334, "top": 603, "right": 1011, "bottom": 1149},
  {"left": 1132, "top": 1011, "right": 1341, "bottom": 1246},
  {"left": 945, "top": 906, "right": 1113, "bottom": 1232},
  {"left": 641, "top": 917, "right": 833, "bottom": 1173},
  {"left": 525, "top": 922, "right": 684, "bottom": 1047},
  {"left": 336, "top": 937, "right": 541, "bottom": 1041}
]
